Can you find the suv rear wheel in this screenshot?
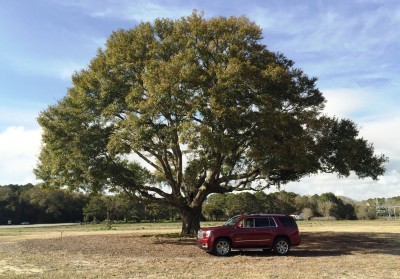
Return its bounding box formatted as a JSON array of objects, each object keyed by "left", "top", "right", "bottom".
[
  {"left": 273, "top": 238, "right": 290, "bottom": 255},
  {"left": 214, "top": 238, "right": 231, "bottom": 256}
]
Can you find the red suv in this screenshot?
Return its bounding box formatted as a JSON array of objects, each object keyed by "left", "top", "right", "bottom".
[{"left": 197, "top": 214, "right": 301, "bottom": 256}]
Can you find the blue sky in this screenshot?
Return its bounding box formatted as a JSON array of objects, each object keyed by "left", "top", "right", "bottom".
[{"left": 1, "top": 0, "right": 399, "bottom": 200}]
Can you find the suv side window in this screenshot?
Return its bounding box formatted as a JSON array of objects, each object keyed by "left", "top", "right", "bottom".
[
  {"left": 244, "top": 218, "right": 255, "bottom": 228},
  {"left": 278, "top": 216, "right": 297, "bottom": 227},
  {"left": 254, "top": 217, "right": 277, "bottom": 227},
  {"left": 238, "top": 218, "right": 255, "bottom": 228}
]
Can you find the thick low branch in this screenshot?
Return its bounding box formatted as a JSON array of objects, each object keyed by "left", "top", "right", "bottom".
[
  {"left": 190, "top": 183, "right": 210, "bottom": 208},
  {"left": 217, "top": 168, "right": 260, "bottom": 184},
  {"left": 135, "top": 187, "right": 184, "bottom": 209}
]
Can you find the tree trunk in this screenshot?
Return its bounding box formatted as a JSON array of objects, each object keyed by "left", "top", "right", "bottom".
[{"left": 180, "top": 206, "right": 202, "bottom": 236}]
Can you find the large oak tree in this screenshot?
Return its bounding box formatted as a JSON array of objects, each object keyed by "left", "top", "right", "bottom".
[{"left": 35, "top": 12, "right": 387, "bottom": 235}]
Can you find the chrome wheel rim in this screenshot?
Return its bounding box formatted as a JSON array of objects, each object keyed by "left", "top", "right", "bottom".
[
  {"left": 276, "top": 240, "right": 289, "bottom": 254},
  {"left": 216, "top": 241, "right": 230, "bottom": 255}
]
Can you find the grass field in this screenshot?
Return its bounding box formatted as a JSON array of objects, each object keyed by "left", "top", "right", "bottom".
[{"left": 0, "top": 220, "right": 399, "bottom": 278}]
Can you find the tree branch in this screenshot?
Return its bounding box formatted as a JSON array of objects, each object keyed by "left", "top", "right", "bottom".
[
  {"left": 218, "top": 168, "right": 260, "bottom": 184},
  {"left": 135, "top": 150, "right": 162, "bottom": 172}
]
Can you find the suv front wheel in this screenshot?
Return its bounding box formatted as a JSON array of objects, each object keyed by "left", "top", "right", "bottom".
[
  {"left": 273, "top": 238, "right": 290, "bottom": 255},
  {"left": 214, "top": 238, "right": 231, "bottom": 256}
]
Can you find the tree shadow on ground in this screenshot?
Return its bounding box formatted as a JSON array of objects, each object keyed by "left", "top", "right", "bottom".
[
  {"left": 139, "top": 233, "right": 197, "bottom": 246},
  {"left": 152, "top": 238, "right": 196, "bottom": 246},
  {"left": 298, "top": 232, "right": 399, "bottom": 257},
  {"left": 15, "top": 231, "right": 400, "bottom": 258},
  {"left": 228, "top": 232, "right": 400, "bottom": 257}
]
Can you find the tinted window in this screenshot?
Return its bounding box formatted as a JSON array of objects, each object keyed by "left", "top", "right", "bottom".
[
  {"left": 255, "top": 217, "right": 276, "bottom": 227},
  {"left": 278, "top": 216, "right": 297, "bottom": 227}
]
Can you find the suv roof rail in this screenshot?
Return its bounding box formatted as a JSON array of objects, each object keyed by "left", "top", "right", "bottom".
[{"left": 245, "top": 213, "right": 288, "bottom": 217}]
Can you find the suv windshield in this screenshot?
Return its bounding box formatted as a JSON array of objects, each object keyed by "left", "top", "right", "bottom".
[{"left": 223, "top": 216, "right": 241, "bottom": 227}]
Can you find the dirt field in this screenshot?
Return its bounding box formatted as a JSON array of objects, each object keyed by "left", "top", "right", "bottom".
[{"left": 0, "top": 221, "right": 399, "bottom": 278}]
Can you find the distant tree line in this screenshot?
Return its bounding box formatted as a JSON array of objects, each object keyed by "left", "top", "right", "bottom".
[
  {"left": 203, "top": 192, "right": 400, "bottom": 221},
  {"left": 0, "top": 184, "right": 178, "bottom": 225},
  {"left": 1, "top": 184, "right": 399, "bottom": 225},
  {"left": 0, "top": 184, "right": 87, "bottom": 225}
]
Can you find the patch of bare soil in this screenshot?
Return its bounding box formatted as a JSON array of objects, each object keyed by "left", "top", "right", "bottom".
[
  {"left": 0, "top": 231, "right": 399, "bottom": 278},
  {"left": 20, "top": 234, "right": 206, "bottom": 258}
]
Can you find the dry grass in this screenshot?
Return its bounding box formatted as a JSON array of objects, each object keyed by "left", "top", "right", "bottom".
[{"left": 0, "top": 220, "right": 399, "bottom": 278}]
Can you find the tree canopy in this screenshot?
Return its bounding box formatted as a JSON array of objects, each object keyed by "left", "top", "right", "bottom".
[{"left": 35, "top": 12, "right": 387, "bottom": 234}]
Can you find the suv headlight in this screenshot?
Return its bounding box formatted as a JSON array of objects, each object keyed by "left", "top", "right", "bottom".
[{"left": 198, "top": 229, "right": 212, "bottom": 238}]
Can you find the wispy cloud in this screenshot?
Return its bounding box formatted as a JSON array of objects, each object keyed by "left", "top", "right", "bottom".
[
  {"left": 91, "top": 1, "right": 191, "bottom": 22},
  {"left": 52, "top": 0, "right": 193, "bottom": 22},
  {"left": 257, "top": 2, "right": 400, "bottom": 53},
  {"left": 2, "top": 53, "right": 84, "bottom": 81},
  {"left": 251, "top": 1, "right": 400, "bottom": 91}
]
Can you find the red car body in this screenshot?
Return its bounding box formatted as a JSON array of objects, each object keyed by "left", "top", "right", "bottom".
[{"left": 197, "top": 214, "right": 301, "bottom": 256}]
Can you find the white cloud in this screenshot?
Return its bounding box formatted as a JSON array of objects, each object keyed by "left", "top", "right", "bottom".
[
  {"left": 282, "top": 171, "right": 400, "bottom": 201},
  {"left": 322, "top": 87, "right": 400, "bottom": 167},
  {"left": 322, "top": 87, "right": 398, "bottom": 123},
  {"left": 0, "top": 126, "right": 42, "bottom": 185},
  {"left": 261, "top": 86, "right": 400, "bottom": 201},
  {"left": 323, "top": 88, "right": 374, "bottom": 119},
  {"left": 273, "top": 98, "right": 400, "bottom": 201},
  {"left": 358, "top": 115, "right": 400, "bottom": 181},
  {"left": 359, "top": 115, "right": 400, "bottom": 154}
]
